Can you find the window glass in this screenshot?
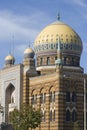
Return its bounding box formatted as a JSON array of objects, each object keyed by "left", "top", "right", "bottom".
[
  {"left": 50, "top": 110, "right": 52, "bottom": 121},
  {"left": 40, "top": 93, "right": 43, "bottom": 104},
  {"left": 66, "top": 109, "right": 70, "bottom": 122},
  {"left": 72, "top": 92, "right": 76, "bottom": 103},
  {"left": 66, "top": 92, "right": 70, "bottom": 102},
  {"left": 53, "top": 110, "right": 55, "bottom": 121},
  {"left": 47, "top": 57, "right": 50, "bottom": 65},
  {"left": 50, "top": 92, "right": 52, "bottom": 102},
  {"left": 50, "top": 92, "right": 55, "bottom": 102},
  {"left": 40, "top": 93, "right": 46, "bottom": 104},
  {"left": 40, "top": 58, "right": 42, "bottom": 65},
  {"left": 72, "top": 110, "right": 77, "bottom": 122},
  {"left": 53, "top": 92, "right": 55, "bottom": 102},
  {"left": 42, "top": 111, "right": 46, "bottom": 122},
  {"left": 32, "top": 95, "right": 37, "bottom": 104}
]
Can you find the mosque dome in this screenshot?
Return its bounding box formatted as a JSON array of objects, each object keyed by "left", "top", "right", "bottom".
[
  {"left": 24, "top": 47, "right": 35, "bottom": 58},
  {"left": 5, "top": 54, "right": 15, "bottom": 65},
  {"left": 34, "top": 17, "right": 83, "bottom": 67}
]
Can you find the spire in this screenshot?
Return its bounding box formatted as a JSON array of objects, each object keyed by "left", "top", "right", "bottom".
[
  {"left": 58, "top": 36, "right": 61, "bottom": 51},
  {"left": 57, "top": 13, "right": 60, "bottom": 21},
  {"left": 9, "top": 42, "right": 11, "bottom": 55},
  {"left": 12, "top": 34, "right": 15, "bottom": 56},
  {"left": 55, "top": 36, "right": 63, "bottom": 69}
]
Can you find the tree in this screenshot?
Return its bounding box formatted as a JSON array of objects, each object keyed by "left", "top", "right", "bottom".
[
  {"left": 73, "top": 121, "right": 81, "bottom": 130},
  {"left": 9, "top": 104, "right": 42, "bottom": 130}
]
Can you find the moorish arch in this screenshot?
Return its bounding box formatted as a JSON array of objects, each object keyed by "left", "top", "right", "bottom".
[{"left": 5, "top": 83, "right": 15, "bottom": 123}]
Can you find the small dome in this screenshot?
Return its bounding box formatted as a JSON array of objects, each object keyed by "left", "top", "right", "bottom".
[
  {"left": 5, "top": 54, "right": 15, "bottom": 65},
  {"left": 24, "top": 47, "right": 35, "bottom": 58}
]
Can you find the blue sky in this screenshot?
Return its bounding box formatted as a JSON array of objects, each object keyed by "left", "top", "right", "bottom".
[{"left": 0, "top": 0, "right": 87, "bottom": 72}]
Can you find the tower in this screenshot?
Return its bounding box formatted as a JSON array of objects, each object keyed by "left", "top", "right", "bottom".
[{"left": 32, "top": 16, "right": 84, "bottom": 130}]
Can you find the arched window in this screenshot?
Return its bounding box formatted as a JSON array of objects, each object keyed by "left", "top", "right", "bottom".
[
  {"left": 72, "top": 92, "right": 76, "bottom": 103},
  {"left": 66, "top": 109, "right": 70, "bottom": 122},
  {"left": 50, "top": 92, "right": 52, "bottom": 102},
  {"left": 66, "top": 92, "right": 70, "bottom": 102},
  {"left": 72, "top": 57, "right": 74, "bottom": 65},
  {"left": 32, "top": 94, "right": 37, "bottom": 104},
  {"left": 64, "top": 57, "right": 66, "bottom": 65},
  {"left": 47, "top": 57, "right": 50, "bottom": 65},
  {"left": 42, "top": 111, "right": 46, "bottom": 122},
  {"left": 40, "top": 58, "right": 43, "bottom": 65},
  {"left": 53, "top": 92, "right": 55, "bottom": 102},
  {"left": 53, "top": 110, "right": 56, "bottom": 121},
  {"left": 40, "top": 93, "right": 46, "bottom": 104},
  {"left": 50, "top": 110, "right": 52, "bottom": 121},
  {"left": 55, "top": 57, "right": 57, "bottom": 60},
  {"left": 50, "top": 92, "right": 55, "bottom": 102},
  {"left": 72, "top": 110, "right": 77, "bottom": 122}
]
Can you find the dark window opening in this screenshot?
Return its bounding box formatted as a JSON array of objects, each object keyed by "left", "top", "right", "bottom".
[
  {"left": 40, "top": 58, "right": 43, "bottom": 65},
  {"left": 47, "top": 57, "right": 50, "bottom": 65},
  {"left": 66, "top": 109, "right": 70, "bottom": 122},
  {"left": 40, "top": 93, "right": 46, "bottom": 104},
  {"left": 50, "top": 92, "right": 55, "bottom": 102},
  {"left": 50, "top": 110, "right": 52, "bottom": 121},
  {"left": 72, "top": 92, "right": 76, "bottom": 103},
  {"left": 66, "top": 92, "right": 70, "bottom": 102},
  {"left": 42, "top": 111, "right": 46, "bottom": 122},
  {"left": 32, "top": 95, "right": 37, "bottom": 104},
  {"left": 72, "top": 110, "right": 77, "bottom": 122}
]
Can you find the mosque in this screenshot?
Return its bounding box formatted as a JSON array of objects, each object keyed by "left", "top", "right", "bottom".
[{"left": 0, "top": 14, "right": 86, "bottom": 130}]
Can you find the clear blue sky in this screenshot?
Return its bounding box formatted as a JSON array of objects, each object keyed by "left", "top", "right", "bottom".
[{"left": 0, "top": 0, "right": 87, "bottom": 72}]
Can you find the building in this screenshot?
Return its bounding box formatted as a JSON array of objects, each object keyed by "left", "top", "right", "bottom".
[{"left": 0, "top": 15, "right": 86, "bottom": 130}]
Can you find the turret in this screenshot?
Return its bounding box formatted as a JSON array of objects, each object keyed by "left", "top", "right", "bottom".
[
  {"left": 5, "top": 54, "right": 15, "bottom": 67},
  {"left": 23, "top": 47, "right": 37, "bottom": 77}
]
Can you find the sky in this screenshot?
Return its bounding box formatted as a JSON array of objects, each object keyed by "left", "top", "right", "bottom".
[{"left": 0, "top": 0, "right": 87, "bottom": 72}]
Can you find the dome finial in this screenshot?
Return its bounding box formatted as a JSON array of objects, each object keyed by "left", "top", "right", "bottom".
[{"left": 57, "top": 13, "right": 60, "bottom": 21}]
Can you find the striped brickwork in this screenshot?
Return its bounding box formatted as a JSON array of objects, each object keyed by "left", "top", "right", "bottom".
[{"left": 27, "top": 70, "right": 86, "bottom": 130}]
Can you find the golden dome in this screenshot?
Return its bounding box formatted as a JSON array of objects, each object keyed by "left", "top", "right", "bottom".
[
  {"left": 24, "top": 47, "right": 35, "bottom": 58},
  {"left": 34, "top": 20, "right": 82, "bottom": 56},
  {"left": 34, "top": 19, "right": 83, "bottom": 67},
  {"left": 35, "top": 21, "right": 82, "bottom": 45}
]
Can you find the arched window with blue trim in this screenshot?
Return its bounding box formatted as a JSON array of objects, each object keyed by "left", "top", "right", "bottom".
[
  {"left": 66, "top": 109, "right": 70, "bottom": 122},
  {"left": 72, "top": 110, "right": 77, "bottom": 122},
  {"left": 72, "top": 92, "right": 76, "bottom": 103},
  {"left": 66, "top": 92, "right": 70, "bottom": 102}
]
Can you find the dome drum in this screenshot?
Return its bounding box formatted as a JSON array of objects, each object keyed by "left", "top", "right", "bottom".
[
  {"left": 24, "top": 53, "right": 34, "bottom": 59},
  {"left": 5, "top": 60, "right": 15, "bottom": 65},
  {"left": 37, "top": 54, "right": 80, "bottom": 67}
]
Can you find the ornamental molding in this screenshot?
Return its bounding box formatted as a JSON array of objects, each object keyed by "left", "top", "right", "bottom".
[{"left": 34, "top": 42, "right": 82, "bottom": 54}]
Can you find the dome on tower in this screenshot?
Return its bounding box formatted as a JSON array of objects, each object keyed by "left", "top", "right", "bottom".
[
  {"left": 5, "top": 54, "right": 15, "bottom": 65},
  {"left": 34, "top": 18, "right": 83, "bottom": 67},
  {"left": 24, "top": 47, "right": 35, "bottom": 58}
]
